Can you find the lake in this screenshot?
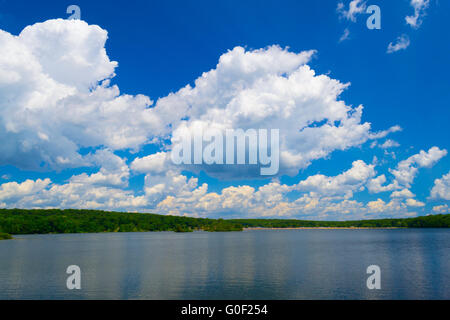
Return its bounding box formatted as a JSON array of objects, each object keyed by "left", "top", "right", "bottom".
[{"left": 0, "top": 229, "right": 449, "bottom": 299}]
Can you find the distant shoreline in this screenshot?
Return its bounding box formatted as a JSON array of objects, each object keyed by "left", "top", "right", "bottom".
[
  {"left": 0, "top": 232, "right": 13, "bottom": 240},
  {"left": 244, "top": 227, "right": 403, "bottom": 230},
  {"left": 1, "top": 209, "right": 449, "bottom": 236}
]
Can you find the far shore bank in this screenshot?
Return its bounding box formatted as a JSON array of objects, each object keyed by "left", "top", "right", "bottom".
[
  {"left": 0, "top": 233, "right": 13, "bottom": 240},
  {"left": 244, "top": 227, "right": 404, "bottom": 230},
  {"left": 1, "top": 209, "right": 449, "bottom": 235}
]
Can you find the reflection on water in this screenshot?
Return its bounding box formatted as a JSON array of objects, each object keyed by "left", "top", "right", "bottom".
[{"left": 0, "top": 229, "right": 449, "bottom": 299}]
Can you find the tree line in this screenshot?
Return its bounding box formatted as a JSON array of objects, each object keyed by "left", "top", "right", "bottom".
[
  {"left": 230, "top": 214, "right": 450, "bottom": 228},
  {"left": 0, "top": 209, "right": 448, "bottom": 238},
  {"left": 0, "top": 209, "right": 243, "bottom": 235}
]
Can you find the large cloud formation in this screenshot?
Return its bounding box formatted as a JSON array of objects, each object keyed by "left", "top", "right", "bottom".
[
  {"left": 1, "top": 19, "right": 388, "bottom": 177},
  {"left": 138, "top": 45, "right": 398, "bottom": 178},
  {"left": 0, "top": 19, "right": 448, "bottom": 219},
  {"left": 0, "top": 19, "right": 159, "bottom": 170}
]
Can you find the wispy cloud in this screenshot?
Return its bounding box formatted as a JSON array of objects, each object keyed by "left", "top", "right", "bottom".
[
  {"left": 387, "top": 34, "right": 411, "bottom": 53},
  {"left": 406, "top": 0, "right": 430, "bottom": 29},
  {"left": 339, "top": 28, "right": 351, "bottom": 42},
  {"left": 337, "top": 0, "right": 367, "bottom": 22},
  {"left": 380, "top": 139, "right": 400, "bottom": 149}
]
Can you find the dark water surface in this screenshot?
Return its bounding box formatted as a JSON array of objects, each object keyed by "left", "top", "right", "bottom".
[{"left": 0, "top": 229, "right": 449, "bottom": 299}]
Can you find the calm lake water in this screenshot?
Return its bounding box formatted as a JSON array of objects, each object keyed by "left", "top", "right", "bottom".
[{"left": 0, "top": 229, "right": 449, "bottom": 300}]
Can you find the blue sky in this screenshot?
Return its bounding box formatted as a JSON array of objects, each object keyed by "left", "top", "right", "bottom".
[{"left": 0, "top": 0, "right": 448, "bottom": 219}]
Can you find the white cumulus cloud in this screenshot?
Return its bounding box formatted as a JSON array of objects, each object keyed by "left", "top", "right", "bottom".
[
  {"left": 0, "top": 19, "right": 161, "bottom": 170},
  {"left": 433, "top": 204, "right": 449, "bottom": 213},
  {"left": 389, "top": 147, "right": 447, "bottom": 187},
  {"left": 153, "top": 45, "right": 396, "bottom": 178},
  {"left": 367, "top": 174, "right": 400, "bottom": 193},
  {"left": 391, "top": 189, "right": 415, "bottom": 198},
  {"left": 295, "top": 160, "right": 375, "bottom": 198},
  {"left": 406, "top": 198, "right": 425, "bottom": 207},
  {"left": 430, "top": 172, "right": 450, "bottom": 200},
  {"left": 0, "top": 179, "right": 51, "bottom": 202}
]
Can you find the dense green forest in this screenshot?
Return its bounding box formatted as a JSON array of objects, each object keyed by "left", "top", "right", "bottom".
[
  {"left": 0, "top": 209, "right": 449, "bottom": 237},
  {"left": 0, "top": 232, "right": 12, "bottom": 240},
  {"left": 0, "top": 209, "right": 243, "bottom": 235},
  {"left": 230, "top": 214, "right": 450, "bottom": 228}
]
